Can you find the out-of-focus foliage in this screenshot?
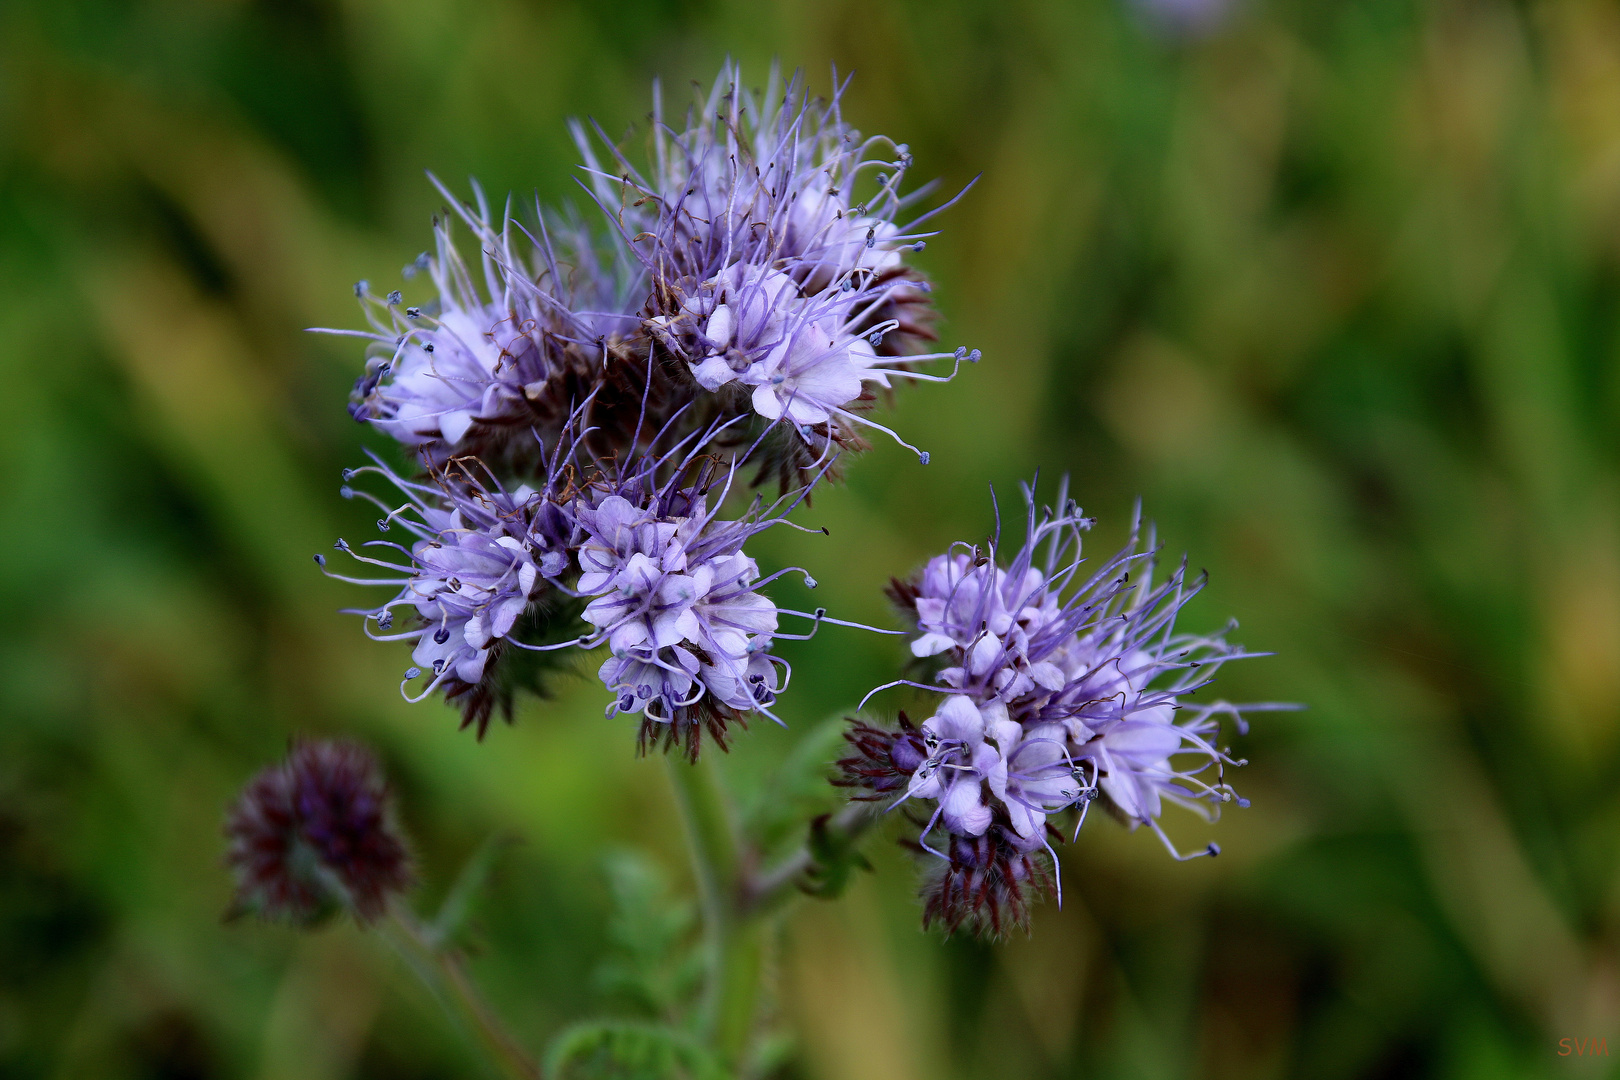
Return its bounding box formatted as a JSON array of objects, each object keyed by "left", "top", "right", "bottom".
[{"left": 2, "top": 0, "right": 1618, "bottom": 1077}]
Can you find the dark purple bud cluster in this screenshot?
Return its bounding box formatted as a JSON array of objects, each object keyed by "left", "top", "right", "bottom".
[
  {"left": 316, "top": 66, "right": 969, "bottom": 755},
  {"left": 840, "top": 480, "right": 1288, "bottom": 935},
  {"left": 224, "top": 740, "right": 413, "bottom": 926}
]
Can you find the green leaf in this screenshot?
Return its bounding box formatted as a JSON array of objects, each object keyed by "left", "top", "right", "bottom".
[
  {"left": 592, "top": 851, "right": 701, "bottom": 1020},
  {"left": 543, "top": 1021, "right": 728, "bottom": 1080}
]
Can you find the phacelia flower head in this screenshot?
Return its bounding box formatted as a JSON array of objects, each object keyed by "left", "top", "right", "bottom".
[
  {"left": 568, "top": 443, "right": 833, "bottom": 759},
  {"left": 328, "top": 179, "right": 642, "bottom": 472},
  {"left": 224, "top": 740, "right": 413, "bottom": 926},
  {"left": 842, "top": 479, "right": 1286, "bottom": 935},
  {"left": 582, "top": 63, "right": 979, "bottom": 482},
  {"left": 320, "top": 456, "right": 575, "bottom": 738}
]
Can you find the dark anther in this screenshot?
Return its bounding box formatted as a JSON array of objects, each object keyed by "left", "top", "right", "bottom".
[
  {"left": 386, "top": 290, "right": 402, "bottom": 305},
  {"left": 433, "top": 628, "right": 450, "bottom": 644},
  {"left": 313, "top": 553, "right": 327, "bottom": 567}
]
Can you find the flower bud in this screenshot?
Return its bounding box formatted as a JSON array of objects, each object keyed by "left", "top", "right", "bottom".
[{"left": 224, "top": 740, "right": 413, "bottom": 926}]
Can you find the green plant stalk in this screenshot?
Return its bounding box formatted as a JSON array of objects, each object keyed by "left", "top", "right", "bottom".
[
  {"left": 384, "top": 908, "right": 541, "bottom": 1080},
  {"left": 664, "top": 755, "right": 764, "bottom": 1071},
  {"left": 741, "top": 801, "right": 881, "bottom": 917}
]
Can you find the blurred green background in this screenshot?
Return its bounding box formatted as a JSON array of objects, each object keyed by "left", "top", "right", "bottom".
[{"left": 4, "top": 0, "right": 1620, "bottom": 1076}]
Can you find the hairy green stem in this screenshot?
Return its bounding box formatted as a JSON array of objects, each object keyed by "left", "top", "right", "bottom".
[
  {"left": 664, "top": 755, "right": 763, "bottom": 1072},
  {"left": 384, "top": 908, "right": 541, "bottom": 1080}
]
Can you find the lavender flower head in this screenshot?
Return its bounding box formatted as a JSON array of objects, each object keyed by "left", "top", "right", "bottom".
[
  {"left": 840, "top": 480, "right": 1284, "bottom": 935},
  {"left": 319, "top": 455, "right": 574, "bottom": 738},
  {"left": 332, "top": 182, "right": 640, "bottom": 471},
  {"left": 567, "top": 441, "right": 844, "bottom": 759},
  {"left": 224, "top": 740, "right": 413, "bottom": 926},
  {"left": 581, "top": 63, "right": 979, "bottom": 480}
]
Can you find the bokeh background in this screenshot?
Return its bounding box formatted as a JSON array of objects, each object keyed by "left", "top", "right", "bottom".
[{"left": 5, "top": 0, "right": 1620, "bottom": 1076}]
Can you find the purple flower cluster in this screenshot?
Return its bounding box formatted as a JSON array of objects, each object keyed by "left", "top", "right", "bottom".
[
  {"left": 838, "top": 481, "right": 1278, "bottom": 934},
  {"left": 224, "top": 740, "right": 413, "bottom": 925},
  {"left": 317, "top": 69, "right": 962, "bottom": 757}
]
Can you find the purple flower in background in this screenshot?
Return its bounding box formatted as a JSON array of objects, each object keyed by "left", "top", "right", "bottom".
[
  {"left": 225, "top": 740, "right": 413, "bottom": 925},
  {"left": 843, "top": 479, "right": 1287, "bottom": 934},
  {"left": 1131, "top": 0, "right": 1235, "bottom": 37}
]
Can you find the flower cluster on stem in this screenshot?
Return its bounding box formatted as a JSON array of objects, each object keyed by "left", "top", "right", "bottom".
[
  {"left": 838, "top": 479, "right": 1283, "bottom": 934},
  {"left": 314, "top": 65, "right": 973, "bottom": 756}
]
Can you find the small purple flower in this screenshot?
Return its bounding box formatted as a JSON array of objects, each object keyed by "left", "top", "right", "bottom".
[
  {"left": 1132, "top": 0, "right": 1235, "bottom": 37},
  {"left": 224, "top": 740, "right": 413, "bottom": 925},
  {"left": 570, "top": 471, "right": 803, "bottom": 759},
  {"left": 325, "top": 64, "right": 975, "bottom": 510},
  {"left": 845, "top": 480, "right": 1285, "bottom": 934},
  {"left": 322, "top": 459, "right": 573, "bottom": 738}
]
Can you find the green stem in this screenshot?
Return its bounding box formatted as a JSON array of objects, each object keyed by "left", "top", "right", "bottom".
[
  {"left": 384, "top": 908, "right": 541, "bottom": 1080},
  {"left": 664, "top": 755, "right": 763, "bottom": 1072},
  {"left": 741, "top": 801, "right": 881, "bottom": 918}
]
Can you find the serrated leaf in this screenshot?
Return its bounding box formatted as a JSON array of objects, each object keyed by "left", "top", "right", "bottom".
[
  {"left": 543, "top": 1020, "right": 728, "bottom": 1080},
  {"left": 592, "top": 851, "right": 701, "bottom": 1019}
]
